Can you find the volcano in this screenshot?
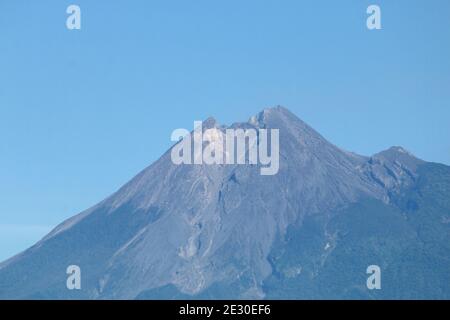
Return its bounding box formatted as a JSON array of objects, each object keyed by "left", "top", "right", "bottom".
[{"left": 1, "top": 106, "right": 449, "bottom": 299}]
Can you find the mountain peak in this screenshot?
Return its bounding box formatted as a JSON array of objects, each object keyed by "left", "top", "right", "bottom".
[
  {"left": 248, "top": 105, "right": 294, "bottom": 124},
  {"left": 202, "top": 116, "right": 218, "bottom": 128},
  {"left": 380, "top": 146, "right": 415, "bottom": 157},
  {"left": 373, "top": 146, "right": 424, "bottom": 170}
]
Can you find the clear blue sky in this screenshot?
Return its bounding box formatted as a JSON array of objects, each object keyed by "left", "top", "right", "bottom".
[{"left": 1, "top": 0, "right": 449, "bottom": 261}]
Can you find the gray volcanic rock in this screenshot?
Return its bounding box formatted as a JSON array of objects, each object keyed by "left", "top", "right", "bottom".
[{"left": 0, "top": 106, "right": 449, "bottom": 299}]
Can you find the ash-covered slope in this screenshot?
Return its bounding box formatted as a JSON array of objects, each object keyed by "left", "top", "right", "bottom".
[{"left": 0, "top": 107, "right": 449, "bottom": 299}]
